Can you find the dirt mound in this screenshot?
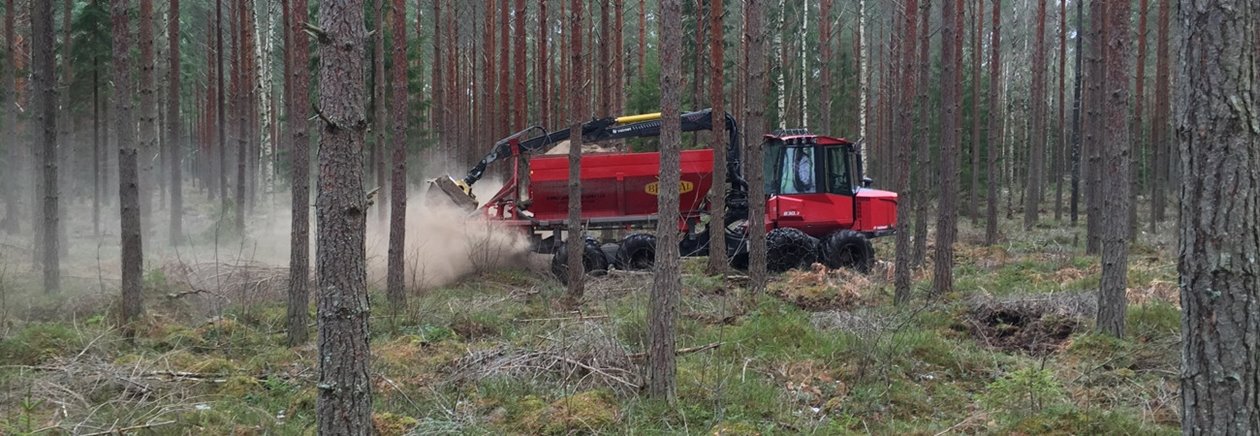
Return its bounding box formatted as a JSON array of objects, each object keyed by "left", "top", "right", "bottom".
[
  {"left": 966, "top": 292, "right": 1095, "bottom": 355},
  {"left": 769, "top": 263, "right": 869, "bottom": 311}
]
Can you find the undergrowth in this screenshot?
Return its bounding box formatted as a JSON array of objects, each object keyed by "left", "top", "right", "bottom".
[{"left": 0, "top": 216, "right": 1182, "bottom": 434}]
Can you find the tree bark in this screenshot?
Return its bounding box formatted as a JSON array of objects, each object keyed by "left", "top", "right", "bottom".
[
  {"left": 431, "top": 0, "right": 443, "bottom": 146},
  {"left": 745, "top": 0, "right": 768, "bottom": 293},
  {"left": 1023, "top": 0, "right": 1047, "bottom": 229},
  {"left": 598, "top": 0, "right": 610, "bottom": 116},
  {"left": 234, "top": 0, "right": 248, "bottom": 233},
  {"left": 33, "top": 0, "right": 58, "bottom": 293},
  {"left": 314, "top": 0, "right": 373, "bottom": 431},
  {"left": 705, "top": 0, "right": 727, "bottom": 275},
  {"left": 932, "top": 0, "right": 961, "bottom": 295},
  {"left": 113, "top": 0, "right": 145, "bottom": 332},
  {"left": 138, "top": 0, "right": 157, "bottom": 236},
  {"left": 984, "top": 0, "right": 1002, "bottom": 245},
  {"left": 969, "top": 0, "right": 982, "bottom": 223},
  {"left": 893, "top": 0, "right": 919, "bottom": 304},
  {"left": 637, "top": 0, "right": 645, "bottom": 79},
  {"left": 286, "top": 0, "right": 312, "bottom": 347},
  {"left": 1083, "top": 0, "right": 1105, "bottom": 254},
  {"left": 565, "top": 0, "right": 585, "bottom": 301},
  {"left": 1096, "top": 0, "right": 1132, "bottom": 338},
  {"left": 1053, "top": 0, "right": 1066, "bottom": 221},
  {"left": 217, "top": 0, "right": 228, "bottom": 221},
  {"left": 649, "top": 0, "right": 682, "bottom": 401},
  {"left": 168, "top": 0, "right": 183, "bottom": 245},
  {"left": 386, "top": 0, "right": 408, "bottom": 310},
  {"left": 1177, "top": 0, "right": 1260, "bottom": 430},
  {"left": 1131, "top": 0, "right": 1149, "bottom": 238},
  {"left": 373, "top": 0, "right": 386, "bottom": 225},
  {"left": 1148, "top": 0, "right": 1170, "bottom": 228},
  {"left": 537, "top": 0, "right": 548, "bottom": 126},
  {"left": 1, "top": 0, "right": 18, "bottom": 235},
  {"left": 513, "top": 0, "right": 526, "bottom": 128},
  {"left": 912, "top": 0, "right": 932, "bottom": 265},
  {"left": 1068, "top": 0, "right": 1082, "bottom": 225}
]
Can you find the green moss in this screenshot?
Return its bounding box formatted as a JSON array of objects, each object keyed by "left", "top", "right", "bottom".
[
  {"left": 523, "top": 390, "right": 620, "bottom": 435},
  {"left": 0, "top": 323, "right": 78, "bottom": 365},
  {"left": 218, "top": 376, "right": 261, "bottom": 396},
  {"left": 372, "top": 412, "right": 420, "bottom": 436}
]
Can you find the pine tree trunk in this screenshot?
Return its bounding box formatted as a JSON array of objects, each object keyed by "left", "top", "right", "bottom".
[
  {"left": 513, "top": 0, "right": 526, "bottom": 128},
  {"left": 565, "top": 0, "right": 586, "bottom": 301},
  {"left": 613, "top": 0, "right": 624, "bottom": 117},
  {"left": 314, "top": 0, "right": 373, "bottom": 430},
  {"left": 1, "top": 0, "right": 17, "bottom": 234},
  {"left": 93, "top": 64, "right": 101, "bottom": 238},
  {"left": 498, "top": 0, "right": 510, "bottom": 136},
  {"left": 33, "top": 0, "right": 58, "bottom": 293},
  {"left": 933, "top": 0, "right": 961, "bottom": 295},
  {"left": 1096, "top": 0, "right": 1132, "bottom": 338},
  {"left": 431, "top": 0, "right": 443, "bottom": 146},
  {"left": 138, "top": 0, "right": 157, "bottom": 236},
  {"left": 217, "top": 0, "right": 228, "bottom": 220},
  {"left": 819, "top": 0, "right": 831, "bottom": 133},
  {"left": 234, "top": 0, "right": 248, "bottom": 233},
  {"left": 373, "top": 0, "right": 386, "bottom": 224},
  {"left": 969, "top": 1, "right": 982, "bottom": 223},
  {"left": 649, "top": 0, "right": 682, "bottom": 401},
  {"left": 1023, "top": 0, "right": 1047, "bottom": 229},
  {"left": 705, "top": 0, "right": 726, "bottom": 275},
  {"left": 637, "top": 0, "right": 645, "bottom": 79},
  {"left": 1053, "top": 0, "right": 1066, "bottom": 221},
  {"left": 113, "top": 0, "right": 145, "bottom": 332},
  {"left": 1084, "top": 0, "right": 1105, "bottom": 254},
  {"left": 598, "top": 0, "right": 610, "bottom": 116},
  {"left": 168, "top": 0, "right": 183, "bottom": 245},
  {"left": 1069, "top": 0, "right": 1082, "bottom": 224},
  {"left": 1131, "top": 0, "right": 1149, "bottom": 238},
  {"left": 745, "top": 0, "right": 768, "bottom": 293},
  {"left": 537, "top": 0, "right": 548, "bottom": 126},
  {"left": 1149, "top": 0, "right": 1170, "bottom": 228},
  {"left": 386, "top": 0, "right": 408, "bottom": 310},
  {"left": 286, "top": 0, "right": 311, "bottom": 347},
  {"left": 893, "top": 0, "right": 919, "bottom": 304},
  {"left": 984, "top": 0, "right": 1002, "bottom": 245},
  {"left": 1177, "top": 0, "right": 1259, "bottom": 429},
  {"left": 912, "top": 0, "right": 932, "bottom": 265}
]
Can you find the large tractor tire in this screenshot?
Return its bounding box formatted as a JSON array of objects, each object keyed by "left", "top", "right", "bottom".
[
  {"left": 616, "top": 233, "right": 657, "bottom": 270},
  {"left": 551, "top": 241, "right": 610, "bottom": 284},
  {"left": 766, "top": 227, "right": 820, "bottom": 273},
  {"left": 599, "top": 243, "right": 622, "bottom": 268},
  {"left": 820, "top": 230, "right": 874, "bottom": 273}
]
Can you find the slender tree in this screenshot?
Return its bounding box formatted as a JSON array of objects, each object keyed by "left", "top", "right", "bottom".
[
  {"left": 984, "top": 0, "right": 1002, "bottom": 245},
  {"left": 1096, "top": 0, "right": 1132, "bottom": 338},
  {"left": 314, "top": 0, "right": 373, "bottom": 430},
  {"left": 1, "top": 0, "right": 17, "bottom": 234},
  {"left": 286, "top": 0, "right": 312, "bottom": 347},
  {"left": 168, "top": 0, "right": 182, "bottom": 245},
  {"left": 705, "top": 0, "right": 727, "bottom": 274},
  {"left": 537, "top": 0, "right": 548, "bottom": 126},
  {"left": 113, "top": 0, "right": 144, "bottom": 331},
  {"left": 217, "top": 0, "right": 227, "bottom": 220},
  {"left": 1023, "top": 0, "right": 1047, "bottom": 228},
  {"left": 894, "top": 0, "right": 919, "bottom": 304},
  {"left": 373, "top": 0, "right": 386, "bottom": 224},
  {"left": 1083, "top": 0, "right": 1106, "bottom": 254},
  {"left": 649, "top": 0, "right": 682, "bottom": 401},
  {"left": 1148, "top": 0, "right": 1170, "bottom": 228},
  {"left": 33, "top": 0, "right": 58, "bottom": 292},
  {"left": 819, "top": 0, "right": 831, "bottom": 133},
  {"left": 637, "top": 0, "right": 645, "bottom": 78},
  {"left": 431, "top": 0, "right": 443, "bottom": 146},
  {"left": 233, "top": 0, "right": 248, "bottom": 232},
  {"left": 912, "top": 0, "right": 932, "bottom": 265},
  {"left": 745, "top": 0, "right": 768, "bottom": 292},
  {"left": 968, "top": 0, "right": 982, "bottom": 222},
  {"left": 565, "top": 0, "right": 585, "bottom": 301},
  {"left": 1177, "top": 0, "right": 1259, "bottom": 429},
  {"left": 513, "top": 0, "right": 525, "bottom": 128},
  {"left": 932, "top": 0, "right": 961, "bottom": 295},
  {"left": 386, "top": 0, "right": 408, "bottom": 310},
  {"left": 1131, "top": 0, "right": 1149, "bottom": 237},
  {"left": 1053, "top": 0, "right": 1066, "bottom": 220},
  {"left": 138, "top": 0, "right": 157, "bottom": 233},
  {"left": 1068, "top": 0, "right": 1082, "bottom": 224}
]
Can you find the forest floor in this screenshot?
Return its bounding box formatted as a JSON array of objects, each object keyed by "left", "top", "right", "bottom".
[{"left": 0, "top": 199, "right": 1183, "bottom": 435}]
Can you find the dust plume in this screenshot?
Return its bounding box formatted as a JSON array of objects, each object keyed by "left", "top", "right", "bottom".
[{"left": 365, "top": 175, "right": 534, "bottom": 292}]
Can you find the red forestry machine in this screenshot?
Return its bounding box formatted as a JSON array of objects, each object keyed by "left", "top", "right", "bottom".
[{"left": 427, "top": 109, "right": 898, "bottom": 281}]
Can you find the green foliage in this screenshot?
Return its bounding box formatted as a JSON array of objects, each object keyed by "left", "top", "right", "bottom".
[
  {"left": 0, "top": 323, "right": 78, "bottom": 365},
  {"left": 980, "top": 366, "right": 1067, "bottom": 419}
]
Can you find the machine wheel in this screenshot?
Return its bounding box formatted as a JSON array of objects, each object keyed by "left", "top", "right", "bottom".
[
  {"left": 616, "top": 234, "right": 657, "bottom": 270},
  {"left": 599, "top": 243, "right": 622, "bottom": 268},
  {"left": 551, "top": 242, "right": 610, "bottom": 284},
  {"left": 766, "top": 228, "right": 820, "bottom": 273},
  {"left": 821, "top": 230, "right": 874, "bottom": 273}
]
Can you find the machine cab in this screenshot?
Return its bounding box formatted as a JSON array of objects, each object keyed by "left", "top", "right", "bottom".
[{"left": 763, "top": 133, "right": 897, "bottom": 238}]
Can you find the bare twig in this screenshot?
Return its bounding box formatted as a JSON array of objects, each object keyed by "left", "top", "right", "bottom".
[
  {"left": 80, "top": 419, "right": 176, "bottom": 436},
  {"left": 627, "top": 342, "right": 724, "bottom": 360}
]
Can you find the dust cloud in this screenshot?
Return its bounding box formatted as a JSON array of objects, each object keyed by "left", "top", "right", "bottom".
[{"left": 364, "top": 175, "right": 535, "bottom": 292}]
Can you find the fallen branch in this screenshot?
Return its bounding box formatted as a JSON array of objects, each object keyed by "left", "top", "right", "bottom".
[
  {"left": 555, "top": 356, "right": 639, "bottom": 390},
  {"left": 515, "top": 315, "right": 609, "bottom": 323},
  {"left": 627, "top": 342, "right": 723, "bottom": 360},
  {"left": 80, "top": 420, "right": 176, "bottom": 436}
]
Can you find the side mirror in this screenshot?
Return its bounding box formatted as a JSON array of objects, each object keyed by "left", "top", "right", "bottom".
[{"left": 861, "top": 177, "right": 873, "bottom": 188}]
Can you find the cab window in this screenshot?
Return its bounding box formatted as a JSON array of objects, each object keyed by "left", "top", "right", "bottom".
[
  {"left": 777, "top": 146, "right": 817, "bottom": 194},
  {"left": 825, "top": 147, "right": 853, "bottom": 195}
]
